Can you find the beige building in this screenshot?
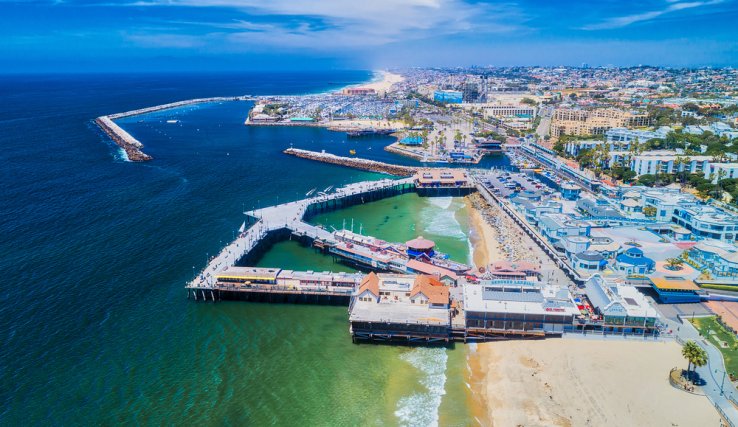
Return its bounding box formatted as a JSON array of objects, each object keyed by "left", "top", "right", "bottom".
[{"left": 551, "top": 108, "right": 651, "bottom": 137}]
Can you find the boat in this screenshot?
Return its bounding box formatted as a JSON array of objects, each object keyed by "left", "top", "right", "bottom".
[
  {"left": 166, "top": 119, "right": 179, "bottom": 124},
  {"left": 323, "top": 185, "right": 333, "bottom": 193},
  {"left": 349, "top": 149, "right": 356, "bottom": 155},
  {"left": 305, "top": 188, "right": 316, "bottom": 197}
]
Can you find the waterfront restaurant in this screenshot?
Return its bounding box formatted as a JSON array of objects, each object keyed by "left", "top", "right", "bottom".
[
  {"left": 584, "top": 274, "right": 660, "bottom": 333},
  {"left": 463, "top": 279, "right": 579, "bottom": 336},
  {"left": 649, "top": 276, "right": 701, "bottom": 303},
  {"left": 216, "top": 266, "right": 281, "bottom": 285},
  {"left": 414, "top": 169, "right": 470, "bottom": 188},
  {"left": 349, "top": 273, "right": 453, "bottom": 342}
]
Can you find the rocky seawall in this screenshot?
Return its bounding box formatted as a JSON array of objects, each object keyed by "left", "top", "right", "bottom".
[
  {"left": 95, "top": 116, "right": 152, "bottom": 162},
  {"left": 96, "top": 96, "right": 252, "bottom": 162},
  {"left": 283, "top": 148, "right": 418, "bottom": 176}
]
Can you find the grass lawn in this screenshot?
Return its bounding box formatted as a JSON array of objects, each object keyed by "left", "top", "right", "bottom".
[
  {"left": 699, "top": 283, "right": 738, "bottom": 293},
  {"left": 690, "top": 316, "right": 738, "bottom": 378}
]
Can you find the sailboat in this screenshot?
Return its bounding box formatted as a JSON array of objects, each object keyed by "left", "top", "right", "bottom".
[{"left": 238, "top": 221, "right": 246, "bottom": 234}]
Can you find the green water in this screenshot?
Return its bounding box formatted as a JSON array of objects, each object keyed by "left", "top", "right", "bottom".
[
  {"left": 309, "top": 193, "right": 473, "bottom": 265},
  {"left": 253, "top": 193, "right": 474, "bottom": 426}
]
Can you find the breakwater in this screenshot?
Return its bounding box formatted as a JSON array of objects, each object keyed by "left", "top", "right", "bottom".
[
  {"left": 96, "top": 96, "right": 251, "bottom": 162},
  {"left": 95, "top": 116, "right": 152, "bottom": 161},
  {"left": 283, "top": 148, "right": 419, "bottom": 176},
  {"left": 108, "top": 96, "right": 250, "bottom": 120},
  {"left": 384, "top": 142, "right": 425, "bottom": 161}
]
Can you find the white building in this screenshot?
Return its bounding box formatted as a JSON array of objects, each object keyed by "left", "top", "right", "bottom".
[
  {"left": 605, "top": 126, "right": 672, "bottom": 144},
  {"left": 704, "top": 163, "right": 738, "bottom": 183},
  {"left": 631, "top": 151, "right": 711, "bottom": 176}
]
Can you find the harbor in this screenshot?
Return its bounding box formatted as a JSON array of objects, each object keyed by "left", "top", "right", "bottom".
[{"left": 96, "top": 96, "right": 251, "bottom": 161}]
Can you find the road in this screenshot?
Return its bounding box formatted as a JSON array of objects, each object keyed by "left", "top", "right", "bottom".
[{"left": 536, "top": 105, "right": 554, "bottom": 139}]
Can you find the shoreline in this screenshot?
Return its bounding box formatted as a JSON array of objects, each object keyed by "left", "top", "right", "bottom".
[{"left": 473, "top": 339, "right": 720, "bottom": 426}]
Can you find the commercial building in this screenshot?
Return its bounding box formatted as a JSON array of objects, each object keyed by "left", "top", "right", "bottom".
[
  {"left": 433, "top": 90, "right": 463, "bottom": 104},
  {"left": 649, "top": 276, "right": 701, "bottom": 304},
  {"left": 414, "top": 169, "right": 470, "bottom": 188},
  {"left": 551, "top": 108, "right": 651, "bottom": 138},
  {"left": 349, "top": 273, "right": 452, "bottom": 342},
  {"left": 615, "top": 247, "right": 655, "bottom": 275},
  {"left": 584, "top": 275, "right": 660, "bottom": 332},
  {"left": 342, "top": 87, "right": 376, "bottom": 96},
  {"left": 605, "top": 126, "right": 672, "bottom": 144},
  {"left": 463, "top": 279, "right": 579, "bottom": 335},
  {"left": 631, "top": 151, "right": 711, "bottom": 176},
  {"left": 689, "top": 239, "right": 738, "bottom": 278},
  {"left": 482, "top": 105, "right": 536, "bottom": 119}
]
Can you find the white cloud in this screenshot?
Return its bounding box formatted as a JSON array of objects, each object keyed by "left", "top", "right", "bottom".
[
  {"left": 582, "top": 0, "right": 725, "bottom": 30},
  {"left": 119, "top": 0, "right": 525, "bottom": 50}
]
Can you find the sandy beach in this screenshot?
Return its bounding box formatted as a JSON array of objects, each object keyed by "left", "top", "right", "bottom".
[
  {"left": 466, "top": 196, "right": 504, "bottom": 269},
  {"left": 470, "top": 339, "right": 720, "bottom": 427},
  {"left": 358, "top": 70, "right": 404, "bottom": 95}
]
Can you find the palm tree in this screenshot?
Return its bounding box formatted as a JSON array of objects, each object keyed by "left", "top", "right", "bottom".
[
  {"left": 682, "top": 340, "right": 708, "bottom": 383},
  {"left": 666, "top": 257, "right": 684, "bottom": 270}
]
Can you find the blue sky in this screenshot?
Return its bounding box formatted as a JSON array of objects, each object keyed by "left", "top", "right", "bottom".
[{"left": 1, "top": 0, "right": 737, "bottom": 72}]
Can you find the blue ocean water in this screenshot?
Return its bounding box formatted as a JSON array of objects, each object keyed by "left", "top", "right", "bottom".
[{"left": 0, "top": 72, "right": 505, "bottom": 425}]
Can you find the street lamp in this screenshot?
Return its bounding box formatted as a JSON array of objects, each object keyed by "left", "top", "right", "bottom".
[{"left": 716, "top": 369, "right": 727, "bottom": 396}]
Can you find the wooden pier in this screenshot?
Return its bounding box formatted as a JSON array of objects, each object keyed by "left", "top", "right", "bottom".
[{"left": 186, "top": 177, "right": 415, "bottom": 297}]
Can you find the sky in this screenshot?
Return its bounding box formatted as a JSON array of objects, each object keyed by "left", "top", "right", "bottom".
[{"left": 1, "top": 0, "right": 737, "bottom": 72}]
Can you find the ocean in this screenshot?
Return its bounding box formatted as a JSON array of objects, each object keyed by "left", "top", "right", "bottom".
[{"left": 0, "top": 72, "right": 504, "bottom": 425}]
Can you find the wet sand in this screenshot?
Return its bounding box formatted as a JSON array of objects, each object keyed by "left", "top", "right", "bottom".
[
  {"left": 471, "top": 339, "right": 720, "bottom": 427},
  {"left": 466, "top": 196, "right": 503, "bottom": 269}
]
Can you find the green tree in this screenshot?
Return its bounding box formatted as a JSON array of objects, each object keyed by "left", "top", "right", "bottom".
[
  {"left": 666, "top": 257, "right": 684, "bottom": 270},
  {"left": 681, "top": 340, "right": 708, "bottom": 383},
  {"left": 638, "top": 174, "right": 657, "bottom": 187},
  {"left": 643, "top": 206, "right": 657, "bottom": 217}
]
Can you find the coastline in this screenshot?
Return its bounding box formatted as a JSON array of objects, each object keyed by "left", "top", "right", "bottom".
[
  {"left": 465, "top": 194, "right": 504, "bottom": 270},
  {"left": 473, "top": 339, "right": 720, "bottom": 426}
]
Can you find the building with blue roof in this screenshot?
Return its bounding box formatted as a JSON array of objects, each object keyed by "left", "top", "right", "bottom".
[
  {"left": 400, "top": 135, "right": 423, "bottom": 146},
  {"left": 615, "top": 247, "right": 655, "bottom": 275}
]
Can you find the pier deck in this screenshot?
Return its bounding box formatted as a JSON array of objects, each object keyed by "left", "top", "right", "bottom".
[{"left": 187, "top": 177, "right": 414, "bottom": 293}]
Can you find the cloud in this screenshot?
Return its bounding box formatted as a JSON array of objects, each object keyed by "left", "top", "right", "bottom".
[
  {"left": 117, "top": 0, "right": 526, "bottom": 51},
  {"left": 581, "top": 0, "right": 724, "bottom": 30}
]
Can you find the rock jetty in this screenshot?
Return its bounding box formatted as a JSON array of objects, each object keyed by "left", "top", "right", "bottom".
[
  {"left": 95, "top": 116, "right": 152, "bottom": 162},
  {"left": 96, "top": 96, "right": 252, "bottom": 162},
  {"left": 283, "top": 148, "right": 418, "bottom": 176}
]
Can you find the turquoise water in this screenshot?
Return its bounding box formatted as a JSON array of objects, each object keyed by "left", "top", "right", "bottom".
[{"left": 0, "top": 73, "right": 505, "bottom": 425}]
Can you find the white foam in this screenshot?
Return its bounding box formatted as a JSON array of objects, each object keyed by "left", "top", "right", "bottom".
[
  {"left": 420, "top": 198, "right": 466, "bottom": 240},
  {"left": 395, "top": 348, "right": 448, "bottom": 427},
  {"left": 427, "top": 196, "right": 453, "bottom": 210}
]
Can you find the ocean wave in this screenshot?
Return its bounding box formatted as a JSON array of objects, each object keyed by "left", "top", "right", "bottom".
[
  {"left": 395, "top": 348, "right": 448, "bottom": 427},
  {"left": 420, "top": 203, "right": 466, "bottom": 240},
  {"left": 427, "top": 196, "right": 453, "bottom": 210}
]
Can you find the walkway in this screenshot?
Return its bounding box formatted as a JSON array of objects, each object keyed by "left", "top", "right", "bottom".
[
  {"left": 187, "top": 177, "right": 414, "bottom": 290},
  {"left": 668, "top": 315, "right": 738, "bottom": 425}
]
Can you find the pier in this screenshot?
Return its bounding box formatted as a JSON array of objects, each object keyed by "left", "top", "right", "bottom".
[
  {"left": 283, "top": 148, "right": 419, "bottom": 176},
  {"left": 186, "top": 177, "right": 416, "bottom": 298}
]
